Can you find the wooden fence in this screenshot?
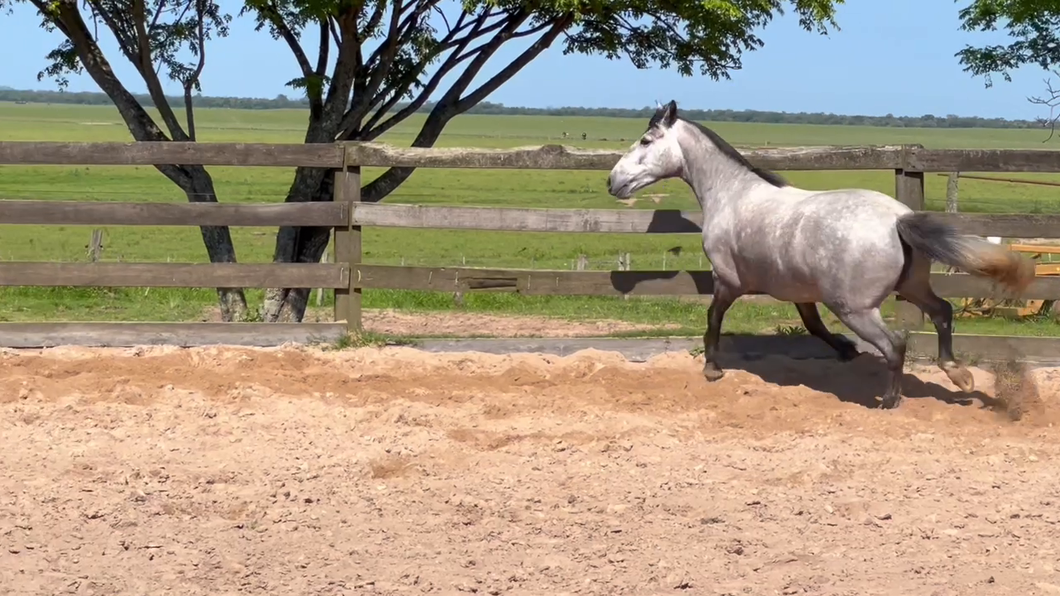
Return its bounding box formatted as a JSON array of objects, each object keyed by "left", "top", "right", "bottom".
[{"left": 2, "top": 140, "right": 1060, "bottom": 359}]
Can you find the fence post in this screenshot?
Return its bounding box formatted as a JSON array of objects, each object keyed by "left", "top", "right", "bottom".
[
  {"left": 87, "top": 229, "right": 104, "bottom": 262},
  {"left": 333, "top": 146, "right": 362, "bottom": 333},
  {"left": 895, "top": 145, "right": 926, "bottom": 331},
  {"left": 618, "top": 252, "right": 631, "bottom": 301},
  {"left": 315, "top": 248, "right": 330, "bottom": 308},
  {"left": 946, "top": 171, "right": 959, "bottom": 213}
]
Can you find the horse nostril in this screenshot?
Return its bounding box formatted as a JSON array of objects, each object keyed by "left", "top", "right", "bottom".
[{"left": 606, "top": 174, "right": 613, "bottom": 189}]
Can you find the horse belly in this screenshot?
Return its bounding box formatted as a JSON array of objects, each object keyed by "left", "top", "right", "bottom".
[
  {"left": 746, "top": 270, "right": 824, "bottom": 303},
  {"left": 730, "top": 250, "right": 825, "bottom": 302}
]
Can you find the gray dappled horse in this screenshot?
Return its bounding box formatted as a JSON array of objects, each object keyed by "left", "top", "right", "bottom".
[{"left": 606, "top": 100, "right": 1034, "bottom": 409}]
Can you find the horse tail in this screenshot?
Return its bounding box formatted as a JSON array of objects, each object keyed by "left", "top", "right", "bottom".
[{"left": 895, "top": 211, "right": 1035, "bottom": 295}]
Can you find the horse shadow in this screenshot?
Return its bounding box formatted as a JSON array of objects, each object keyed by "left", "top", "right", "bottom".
[
  {"left": 714, "top": 345, "right": 1003, "bottom": 410},
  {"left": 600, "top": 213, "right": 1003, "bottom": 411}
]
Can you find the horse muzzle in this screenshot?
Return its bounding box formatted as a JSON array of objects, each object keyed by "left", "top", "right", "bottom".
[{"left": 607, "top": 174, "right": 633, "bottom": 198}]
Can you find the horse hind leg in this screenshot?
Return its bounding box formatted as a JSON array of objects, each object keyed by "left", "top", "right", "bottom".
[
  {"left": 897, "top": 278, "right": 974, "bottom": 393},
  {"left": 794, "top": 302, "right": 860, "bottom": 362},
  {"left": 830, "top": 306, "right": 907, "bottom": 409}
]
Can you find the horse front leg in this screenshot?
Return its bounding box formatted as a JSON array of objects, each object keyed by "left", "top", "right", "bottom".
[{"left": 703, "top": 279, "right": 741, "bottom": 382}]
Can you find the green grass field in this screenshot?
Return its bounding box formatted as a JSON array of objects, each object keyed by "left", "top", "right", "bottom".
[{"left": 3, "top": 101, "right": 1060, "bottom": 338}]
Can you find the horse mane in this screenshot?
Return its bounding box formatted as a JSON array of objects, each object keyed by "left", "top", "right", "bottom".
[{"left": 654, "top": 114, "right": 788, "bottom": 188}]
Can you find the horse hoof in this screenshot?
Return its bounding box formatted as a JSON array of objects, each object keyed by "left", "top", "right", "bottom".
[
  {"left": 942, "top": 363, "right": 975, "bottom": 393},
  {"left": 880, "top": 395, "right": 903, "bottom": 410},
  {"left": 703, "top": 366, "right": 725, "bottom": 382}
]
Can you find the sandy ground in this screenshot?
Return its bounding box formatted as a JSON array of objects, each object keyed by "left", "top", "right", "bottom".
[
  {"left": 206, "top": 307, "right": 687, "bottom": 337},
  {"left": 359, "top": 309, "right": 684, "bottom": 338},
  {"left": 2, "top": 344, "right": 1060, "bottom": 596}
]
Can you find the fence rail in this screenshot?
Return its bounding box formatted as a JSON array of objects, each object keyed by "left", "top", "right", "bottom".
[
  {"left": 346, "top": 204, "right": 1060, "bottom": 238},
  {"left": 0, "top": 263, "right": 348, "bottom": 288},
  {"left": 2, "top": 140, "right": 1060, "bottom": 172},
  {"left": 350, "top": 265, "right": 1060, "bottom": 300},
  {"left": 4, "top": 199, "right": 1060, "bottom": 238},
  {"left": 0, "top": 200, "right": 348, "bottom": 227},
  {"left": 2, "top": 140, "right": 1060, "bottom": 359}
]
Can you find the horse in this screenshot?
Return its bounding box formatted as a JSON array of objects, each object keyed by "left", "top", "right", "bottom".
[{"left": 606, "top": 100, "right": 1034, "bottom": 409}]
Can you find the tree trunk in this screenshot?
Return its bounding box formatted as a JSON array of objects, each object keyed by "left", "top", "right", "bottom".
[
  {"left": 261, "top": 166, "right": 334, "bottom": 322},
  {"left": 44, "top": 4, "right": 248, "bottom": 322},
  {"left": 181, "top": 164, "right": 249, "bottom": 321},
  {"left": 263, "top": 110, "right": 453, "bottom": 323}
]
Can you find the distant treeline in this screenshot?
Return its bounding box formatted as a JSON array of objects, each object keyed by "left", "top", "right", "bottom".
[{"left": 0, "top": 86, "right": 1041, "bottom": 130}]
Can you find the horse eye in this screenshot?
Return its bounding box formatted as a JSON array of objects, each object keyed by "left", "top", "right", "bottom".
[{"left": 639, "top": 137, "right": 651, "bottom": 146}]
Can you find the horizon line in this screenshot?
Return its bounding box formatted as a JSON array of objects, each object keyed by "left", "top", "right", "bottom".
[{"left": 0, "top": 86, "right": 1042, "bottom": 125}]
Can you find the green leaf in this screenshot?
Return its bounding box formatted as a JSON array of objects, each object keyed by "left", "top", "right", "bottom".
[{"left": 957, "top": 0, "right": 1060, "bottom": 85}]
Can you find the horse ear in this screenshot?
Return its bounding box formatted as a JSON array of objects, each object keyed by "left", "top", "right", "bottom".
[{"left": 661, "top": 100, "right": 678, "bottom": 127}]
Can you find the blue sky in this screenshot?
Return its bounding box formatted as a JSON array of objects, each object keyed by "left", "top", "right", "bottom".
[{"left": 0, "top": 0, "right": 1051, "bottom": 119}]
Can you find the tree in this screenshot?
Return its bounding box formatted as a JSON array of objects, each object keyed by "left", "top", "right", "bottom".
[
  {"left": 7, "top": 0, "right": 844, "bottom": 323},
  {"left": 957, "top": 0, "right": 1060, "bottom": 136}
]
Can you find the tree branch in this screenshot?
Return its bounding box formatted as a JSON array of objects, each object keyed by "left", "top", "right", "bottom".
[
  {"left": 360, "top": 12, "right": 574, "bottom": 202},
  {"left": 342, "top": 7, "right": 514, "bottom": 137},
  {"left": 360, "top": 25, "right": 484, "bottom": 138},
  {"left": 328, "top": 15, "right": 341, "bottom": 48},
  {"left": 315, "top": 17, "right": 329, "bottom": 77},
  {"left": 39, "top": 0, "right": 193, "bottom": 185},
  {"left": 340, "top": 0, "right": 413, "bottom": 135},
  {"left": 433, "top": 8, "right": 531, "bottom": 108},
  {"left": 363, "top": 0, "right": 436, "bottom": 71},
  {"left": 83, "top": 1, "right": 136, "bottom": 54},
  {"left": 360, "top": 0, "right": 389, "bottom": 43},
  {"left": 183, "top": 0, "right": 207, "bottom": 141},
  {"left": 148, "top": 0, "right": 168, "bottom": 31},
  {"left": 129, "top": 0, "right": 190, "bottom": 140},
  {"left": 354, "top": 10, "right": 495, "bottom": 137},
  {"left": 455, "top": 16, "right": 573, "bottom": 112},
  {"left": 316, "top": 7, "right": 360, "bottom": 135},
  {"left": 1029, "top": 74, "right": 1060, "bottom": 142},
  {"left": 259, "top": 1, "right": 323, "bottom": 111},
  {"left": 449, "top": 17, "right": 552, "bottom": 65}
]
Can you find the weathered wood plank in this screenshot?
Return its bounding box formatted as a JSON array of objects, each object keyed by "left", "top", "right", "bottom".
[
  {"left": 0, "top": 322, "right": 346, "bottom": 348},
  {"left": 5, "top": 141, "right": 1060, "bottom": 173},
  {"left": 941, "top": 214, "right": 1060, "bottom": 238},
  {"left": 354, "top": 265, "right": 714, "bottom": 296},
  {"left": 911, "top": 148, "right": 1060, "bottom": 173},
  {"left": 351, "top": 204, "right": 1060, "bottom": 238},
  {"left": 350, "top": 203, "right": 703, "bottom": 233},
  {"left": 0, "top": 142, "right": 345, "bottom": 167},
  {"left": 353, "top": 265, "right": 1060, "bottom": 299},
  {"left": 344, "top": 142, "right": 907, "bottom": 171},
  {"left": 0, "top": 200, "right": 348, "bottom": 227},
  {"left": 333, "top": 164, "right": 363, "bottom": 331},
  {"left": 907, "top": 332, "right": 1060, "bottom": 362},
  {"left": 895, "top": 166, "right": 927, "bottom": 329},
  {"left": 1010, "top": 243, "right": 1060, "bottom": 254},
  {"left": 929, "top": 274, "right": 1060, "bottom": 299},
  {"left": 0, "top": 263, "right": 349, "bottom": 288}
]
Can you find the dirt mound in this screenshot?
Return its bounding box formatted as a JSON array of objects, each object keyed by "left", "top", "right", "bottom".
[
  {"left": 1, "top": 345, "right": 1059, "bottom": 595},
  {"left": 203, "top": 306, "right": 685, "bottom": 337}
]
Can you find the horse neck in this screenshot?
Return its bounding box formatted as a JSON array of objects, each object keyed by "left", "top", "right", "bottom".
[{"left": 676, "top": 129, "right": 775, "bottom": 214}]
